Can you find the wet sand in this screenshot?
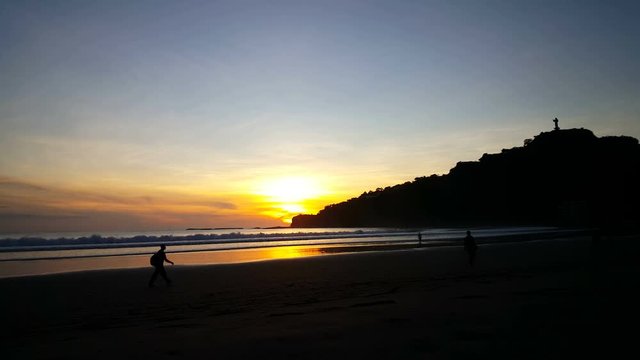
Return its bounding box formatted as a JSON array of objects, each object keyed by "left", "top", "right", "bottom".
[{"left": 2, "top": 235, "right": 639, "bottom": 359}]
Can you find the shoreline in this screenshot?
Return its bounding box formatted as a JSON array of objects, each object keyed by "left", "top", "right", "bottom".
[
  {"left": 0, "top": 226, "right": 577, "bottom": 253},
  {"left": 0, "top": 230, "right": 591, "bottom": 279}
]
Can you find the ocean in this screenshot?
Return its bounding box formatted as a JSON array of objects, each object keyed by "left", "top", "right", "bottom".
[{"left": 0, "top": 226, "right": 578, "bottom": 278}]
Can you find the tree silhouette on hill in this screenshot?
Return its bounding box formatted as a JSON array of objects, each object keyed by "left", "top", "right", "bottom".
[{"left": 291, "top": 128, "right": 640, "bottom": 229}]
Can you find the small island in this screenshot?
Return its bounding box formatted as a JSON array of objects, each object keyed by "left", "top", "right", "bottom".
[{"left": 186, "top": 227, "right": 244, "bottom": 231}]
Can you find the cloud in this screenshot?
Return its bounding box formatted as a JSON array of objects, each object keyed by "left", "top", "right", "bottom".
[
  {"left": 0, "top": 213, "right": 87, "bottom": 220},
  {"left": 210, "top": 201, "right": 237, "bottom": 210},
  {"left": 0, "top": 176, "right": 258, "bottom": 233},
  {"left": 0, "top": 177, "right": 48, "bottom": 192}
]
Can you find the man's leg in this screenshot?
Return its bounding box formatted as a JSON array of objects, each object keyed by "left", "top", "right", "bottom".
[
  {"left": 148, "top": 267, "right": 159, "bottom": 287},
  {"left": 159, "top": 266, "right": 171, "bottom": 285}
]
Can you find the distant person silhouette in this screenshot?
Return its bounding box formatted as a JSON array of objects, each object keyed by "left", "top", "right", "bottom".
[
  {"left": 463, "top": 231, "right": 477, "bottom": 266},
  {"left": 148, "top": 244, "right": 174, "bottom": 287},
  {"left": 418, "top": 232, "right": 422, "bottom": 247},
  {"left": 553, "top": 117, "right": 560, "bottom": 131}
]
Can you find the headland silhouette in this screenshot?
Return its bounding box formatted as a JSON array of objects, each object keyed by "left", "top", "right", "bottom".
[{"left": 292, "top": 127, "right": 640, "bottom": 229}]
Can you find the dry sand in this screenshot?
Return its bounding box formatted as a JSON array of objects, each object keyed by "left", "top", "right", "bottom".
[{"left": 2, "top": 235, "right": 639, "bottom": 359}]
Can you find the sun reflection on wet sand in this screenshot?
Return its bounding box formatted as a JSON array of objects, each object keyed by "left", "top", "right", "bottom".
[
  {"left": 172, "top": 245, "right": 323, "bottom": 265},
  {"left": 0, "top": 245, "right": 327, "bottom": 278},
  {"left": 0, "top": 241, "right": 422, "bottom": 278}
]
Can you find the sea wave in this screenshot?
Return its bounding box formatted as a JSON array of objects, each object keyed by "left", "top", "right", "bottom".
[
  {"left": 0, "top": 226, "right": 580, "bottom": 253},
  {"left": 0, "top": 230, "right": 416, "bottom": 252}
]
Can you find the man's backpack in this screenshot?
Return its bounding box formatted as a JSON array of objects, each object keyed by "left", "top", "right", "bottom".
[{"left": 150, "top": 252, "right": 161, "bottom": 266}]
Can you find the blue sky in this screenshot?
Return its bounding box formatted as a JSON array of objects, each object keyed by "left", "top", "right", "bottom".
[{"left": 1, "top": 0, "right": 639, "bottom": 232}]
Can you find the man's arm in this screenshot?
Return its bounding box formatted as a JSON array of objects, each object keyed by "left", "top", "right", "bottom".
[{"left": 163, "top": 253, "right": 174, "bottom": 265}]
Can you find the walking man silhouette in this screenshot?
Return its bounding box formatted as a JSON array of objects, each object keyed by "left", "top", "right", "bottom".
[
  {"left": 464, "top": 231, "right": 477, "bottom": 266},
  {"left": 148, "top": 244, "right": 174, "bottom": 287}
]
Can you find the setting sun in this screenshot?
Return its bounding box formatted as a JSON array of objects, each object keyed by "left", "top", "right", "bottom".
[
  {"left": 257, "top": 177, "right": 326, "bottom": 203},
  {"left": 253, "top": 176, "right": 332, "bottom": 224}
]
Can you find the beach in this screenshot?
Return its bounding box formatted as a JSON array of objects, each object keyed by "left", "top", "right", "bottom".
[{"left": 2, "top": 234, "right": 639, "bottom": 359}]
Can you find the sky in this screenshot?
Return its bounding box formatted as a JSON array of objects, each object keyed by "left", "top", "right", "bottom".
[{"left": 1, "top": 0, "right": 639, "bottom": 234}]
